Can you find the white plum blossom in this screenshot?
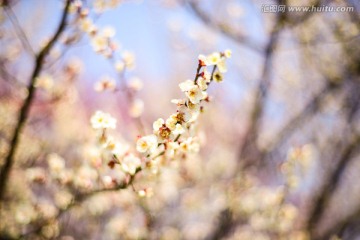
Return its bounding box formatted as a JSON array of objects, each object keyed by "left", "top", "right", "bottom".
[
  {"left": 179, "top": 79, "right": 208, "bottom": 104},
  {"left": 136, "top": 135, "right": 158, "bottom": 153},
  {"left": 185, "top": 85, "right": 206, "bottom": 104},
  {"left": 224, "top": 49, "right": 232, "bottom": 58},
  {"left": 153, "top": 118, "right": 165, "bottom": 132},
  {"left": 165, "top": 115, "right": 178, "bottom": 130},
  {"left": 207, "top": 52, "right": 221, "bottom": 65},
  {"left": 179, "top": 137, "right": 200, "bottom": 153},
  {"left": 90, "top": 111, "right": 117, "bottom": 129},
  {"left": 90, "top": 50, "right": 230, "bottom": 197},
  {"left": 173, "top": 123, "right": 185, "bottom": 135},
  {"left": 197, "top": 77, "right": 208, "bottom": 91},
  {"left": 121, "top": 154, "right": 141, "bottom": 175},
  {"left": 178, "top": 105, "right": 198, "bottom": 123},
  {"left": 217, "top": 59, "right": 228, "bottom": 73}
]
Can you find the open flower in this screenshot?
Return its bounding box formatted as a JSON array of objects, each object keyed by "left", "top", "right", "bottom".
[
  {"left": 153, "top": 118, "right": 165, "bottom": 132},
  {"left": 197, "top": 77, "right": 208, "bottom": 91},
  {"left": 90, "top": 111, "right": 117, "bottom": 129},
  {"left": 179, "top": 137, "right": 200, "bottom": 153},
  {"left": 207, "top": 52, "right": 221, "bottom": 65},
  {"left": 165, "top": 114, "right": 178, "bottom": 130},
  {"left": 172, "top": 123, "right": 185, "bottom": 135},
  {"left": 217, "top": 59, "right": 228, "bottom": 73},
  {"left": 179, "top": 79, "right": 195, "bottom": 92},
  {"left": 224, "top": 49, "right": 232, "bottom": 58},
  {"left": 186, "top": 85, "right": 206, "bottom": 104},
  {"left": 177, "top": 106, "right": 194, "bottom": 123},
  {"left": 136, "top": 135, "right": 158, "bottom": 153}
]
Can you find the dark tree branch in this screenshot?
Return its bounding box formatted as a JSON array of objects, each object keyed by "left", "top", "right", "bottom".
[
  {"left": 0, "top": 0, "right": 72, "bottom": 204},
  {"left": 238, "top": 12, "right": 286, "bottom": 170},
  {"left": 306, "top": 133, "right": 360, "bottom": 239},
  {"left": 319, "top": 182, "right": 360, "bottom": 240}
]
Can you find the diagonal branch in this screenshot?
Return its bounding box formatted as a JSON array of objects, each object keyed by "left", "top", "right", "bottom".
[
  {"left": 306, "top": 133, "right": 360, "bottom": 239},
  {"left": 185, "top": 0, "right": 263, "bottom": 52},
  {"left": 0, "top": 0, "right": 72, "bottom": 204},
  {"left": 266, "top": 81, "right": 338, "bottom": 152},
  {"left": 305, "top": 78, "right": 360, "bottom": 237},
  {"left": 238, "top": 14, "right": 286, "bottom": 170}
]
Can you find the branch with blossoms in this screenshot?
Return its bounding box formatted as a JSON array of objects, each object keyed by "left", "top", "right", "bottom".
[
  {"left": 12, "top": 51, "right": 231, "bottom": 239},
  {"left": 72, "top": 0, "right": 146, "bottom": 133},
  {"left": 90, "top": 50, "right": 231, "bottom": 197}
]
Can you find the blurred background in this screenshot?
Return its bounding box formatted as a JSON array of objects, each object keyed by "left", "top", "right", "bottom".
[{"left": 0, "top": 0, "right": 360, "bottom": 239}]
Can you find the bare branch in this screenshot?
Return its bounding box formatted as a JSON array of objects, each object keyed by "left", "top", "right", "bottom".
[
  {"left": 306, "top": 133, "right": 360, "bottom": 238},
  {"left": 238, "top": 14, "right": 286, "bottom": 170},
  {"left": 185, "top": 0, "right": 263, "bottom": 52}
]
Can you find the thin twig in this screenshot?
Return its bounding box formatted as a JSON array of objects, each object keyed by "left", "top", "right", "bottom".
[
  {"left": 4, "top": 5, "right": 35, "bottom": 56},
  {"left": 185, "top": 0, "right": 262, "bottom": 53}
]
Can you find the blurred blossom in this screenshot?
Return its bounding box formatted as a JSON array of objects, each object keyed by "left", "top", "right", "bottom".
[
  {"left": 122, "top": 51, "right": 136, "bottom": 70},
  {"left": 127, "top": 77, "right": 143, "bottom": 91},
  {"left": 41, "top": 222, "right": 60, "bottom": 239},
  {"left": 129, "top": 98, "right": 144, "bottom": 118},
  {"left": 35, "top": 74, "right": 54, "bottom": 90},
  {"left": 55, "top": 190, "right": 73, "bottom": 209},
  {"left": 114, "top": 60, "right": 125, "bottom": 72},
  {"left": 91, "top": 111, "right": 117, "bottom": 129},
  {"left": 38, "top": 202, "right": 58, "bottom": 219},
  {"left": 26, "top": 167, "right": 47, "bottom": 184},
  {"left": 121, "top": 153, "right": 141, "bottom": 175},
  {"left": 15, "top": 204, "right": 36, "bottom": 225},
  {"left": 94, "top": 75, "right": 116, "bottom": 92},
  {"left": 47, "top": 153, "right": 66, "bottom": 175}
]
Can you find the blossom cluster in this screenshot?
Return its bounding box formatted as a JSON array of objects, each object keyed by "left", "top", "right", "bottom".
[
  {"left": 90, "top": 51, "right": 231, "bottom": 197},
  {"left": 71, "top": 0, "right": 145, "bottom": 119},
  {"left": 281, "top": 144, "right": 315, "bottom": 189}
]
